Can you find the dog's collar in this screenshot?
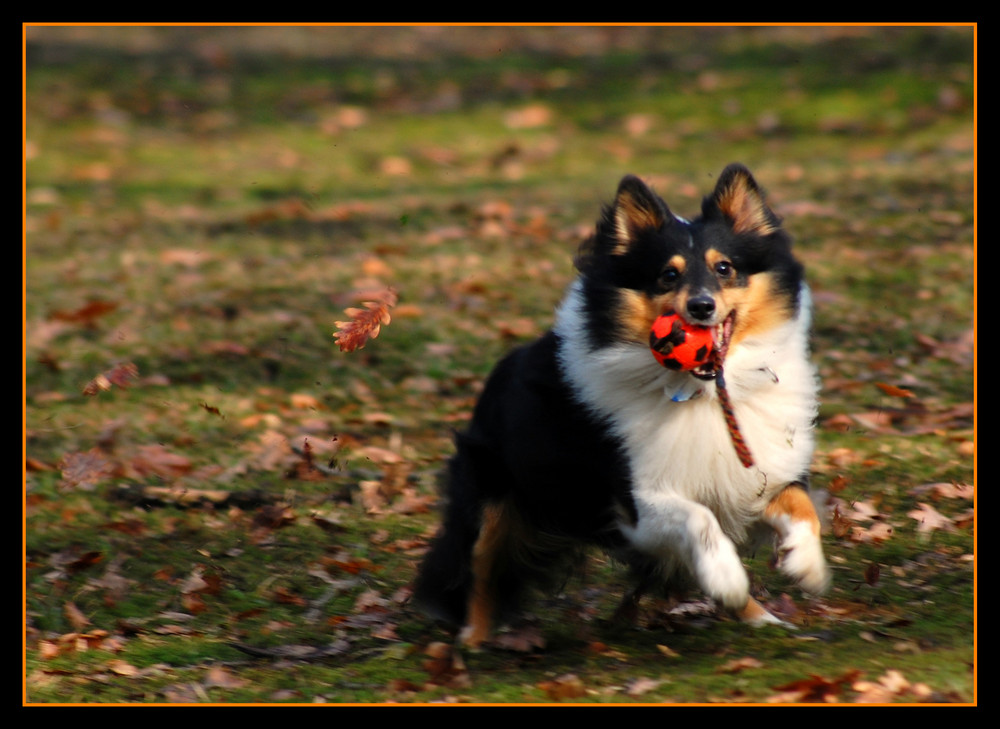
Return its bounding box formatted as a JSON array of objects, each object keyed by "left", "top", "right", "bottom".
[{"left": 668, "top": 380, "right": 705, "bottom": 402}]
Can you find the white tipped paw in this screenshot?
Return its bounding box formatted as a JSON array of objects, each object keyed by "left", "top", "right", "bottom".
[
  {"left": 697, "top": 541, "right": 750, "bottom": 611},
  {"left": 776, "top": 522, "right": 830, "bottom": 594}
]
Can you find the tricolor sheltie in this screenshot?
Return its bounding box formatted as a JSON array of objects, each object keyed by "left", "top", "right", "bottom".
[{"left": 415, "top": 164, "right": 830, "bottom": 647}]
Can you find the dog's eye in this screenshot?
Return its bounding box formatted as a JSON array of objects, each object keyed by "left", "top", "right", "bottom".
[
  {"left": 714, "top": 260, "right": 735, "bottom": 278},
  {"left": 658, "top": 266, "right": 680, "bottom": 287}
]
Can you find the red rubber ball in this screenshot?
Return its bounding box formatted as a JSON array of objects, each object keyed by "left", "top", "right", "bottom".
[{"left": 649, "top": 312, "right": 714, "bottom": 371}]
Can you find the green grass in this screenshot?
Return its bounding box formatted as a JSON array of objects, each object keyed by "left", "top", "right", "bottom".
[{"left": 25, "top": 25, "right": 975, "bottom": 705}]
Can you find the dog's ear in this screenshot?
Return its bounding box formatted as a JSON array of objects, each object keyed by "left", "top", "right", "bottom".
[
  {"left": 708, "top": 164, "right": 780, "bottom": 236},
  {"left": 608, "top": 175, "right": 672, "bottom": 254}
]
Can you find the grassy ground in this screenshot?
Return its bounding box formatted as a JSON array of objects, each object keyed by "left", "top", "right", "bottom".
[{"left": 24, "top": 25, "right": 975, "bottom": 705}]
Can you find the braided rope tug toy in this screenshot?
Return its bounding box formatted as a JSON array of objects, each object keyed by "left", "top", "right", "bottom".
[{"left": 649, "top": 312, "right": 754, "bottom": 468}]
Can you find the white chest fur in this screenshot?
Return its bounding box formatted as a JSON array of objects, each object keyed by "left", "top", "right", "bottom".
[{"left": 554, "top": 281, "right": 819, "bottom": 544}]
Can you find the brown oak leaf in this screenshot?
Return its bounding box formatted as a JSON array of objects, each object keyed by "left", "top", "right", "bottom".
[{"left": 333, "top": 288, "right": 397, "bottom": 352}]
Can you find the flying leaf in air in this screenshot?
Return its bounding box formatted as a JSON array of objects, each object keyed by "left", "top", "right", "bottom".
[{"left": 333, "top": 288, "right": 398, "bottom": 352}]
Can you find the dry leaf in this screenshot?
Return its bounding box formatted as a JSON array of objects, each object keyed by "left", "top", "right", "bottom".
[
  {"left": 333, "top": 288, "right": 398, "bottom": 352},
  {"left": 875, "top": 382, "right": 915, "bottom": 398},
  {"left": 130, "top": 444, "right": 193, "bottom": 479},
  {"left": 49, "top": 299, "right": 118, "bottom": 327},
  {"left": 907, "top": 502, "right": 954, "bottom": 537},
  {"left": 38, "top": 640, "right": 62, "bottom": 660},
  {"left": 83, "top": 362, "right": 137, "bottom": 395},
  {"left": 853, "top": 520, "right": 895, "bottom": 544},
  {"left": 831, "top": 504, "right": 853, "bottom": 538},
  {"left": 853, "top": 670, "right": 933, "bottom": 703},
  {"left": 182, "top": 592, "right": 207, "bottom": 614},
  {"left": 200, "top": 401, "right": 224, "bottom": 417},
  {"left": 626, "top": 677, "right": 663, "bottom": 697},
  {"left": 538, "top": 673, "right": 587, "bottom": 701},
  {"left": 504, "top": 104, "right": 553, "bottom": 129},
  {"left": 59, "top": 449, "right": 116, "bottom": 491},
  {"left": 64, "top": 602, "right": 91, "bottom": 631},
  {"left": 769, "top": 669, "right": 861, "bottom": 703},
  {"left": 359, "top": 480, "right": 388, "bottom": 513},
  {"left": 290, "top": 393, "right": 323, "bottom": 410},
  {"left": 915, "top": 482, "right": 973, "bottom": 500},
  {"left": 107, "top": 659, "right": 140, "bottom": 677},
  {"left": 718, "top": 656, "right": 764, "bottom": 673},
  {"left": 179, "top": 567, "right": 210, "bottom": 595},
  {"left": 390, "top": 486, "right": 435, "bottom": 515},
  {"left": 493, "top": 623, "right": 546, "bottom": 652},
  {"left": 204, "top": 665, "right": 249, "bottom": 690},
  {"left": 422, "top": 641, "right": 471, "bottom": 688}
]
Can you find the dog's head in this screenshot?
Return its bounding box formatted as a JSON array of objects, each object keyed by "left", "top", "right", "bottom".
[{"left": 574, "top": 164, "right": 804, "bottom": 356}]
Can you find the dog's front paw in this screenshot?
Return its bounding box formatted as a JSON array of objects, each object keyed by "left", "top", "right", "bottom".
[
  {"left": 776, "top": 521, "right": 830, "bottom": 594},
  {"left": 697, "top": 539, "right": 750, "bottom": 611}
]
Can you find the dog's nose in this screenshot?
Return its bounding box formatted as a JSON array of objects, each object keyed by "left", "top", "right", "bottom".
[{"left": 686, "top": 294, "right": 716, "bottom": 322}]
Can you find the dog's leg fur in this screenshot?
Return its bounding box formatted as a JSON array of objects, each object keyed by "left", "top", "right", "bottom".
[
  {"left": 459, "top": 501, "right": 509, "bottom": 648},
  {"left": 621, "top": 494, "right": 750, "bottom": 613},
  {"left": 763, "top": 484, "right": 830, "bottom": 595}
]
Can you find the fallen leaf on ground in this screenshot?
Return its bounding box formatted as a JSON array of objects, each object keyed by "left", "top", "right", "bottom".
[
  {"left": 626, "top": 677, "right": 663, "bottom": 697},
  {"left": 538, "top": 673, "right": 587, "bottom": 701},
  {"left": 852, "top": 670, "right": 933, "bottom": 703},
  {"left": 204, "top": 665, "right": 249, "bottom": 690},
  {"left": 907, "top": 502, "right": 955, "bottom": 537},
  {"left": 59, "top": 449, "right": 116, "bottom": 491},
  {"left": 422, "top": 641, "right": 471, "bottom": 689},
  {"left": 769, "top": 669, "right": 861, "bottom": 703},
  {"left": 718, "top": 656, "right": 764, "bottom": 673},
  {"left": 63, "top": 602, "right": 91, "bottom": 631}
]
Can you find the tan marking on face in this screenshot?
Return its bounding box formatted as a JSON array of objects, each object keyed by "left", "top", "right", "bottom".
[
  {"left": 723, "top": 272, "right": 793, "bottom": 347},
  {"left": 616, "top": 289, "right": 674, "bottom": 343},
  {"left": 705, "top": 248, "right": 732, "bottom": 272}
]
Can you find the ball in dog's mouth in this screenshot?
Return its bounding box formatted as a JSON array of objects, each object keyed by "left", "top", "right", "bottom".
[
  {"left": 649, "top": 312, "right": 714, "bottom": 372},
  {"left": 649, "top": 309, "right": 737, "bottom": 377}
]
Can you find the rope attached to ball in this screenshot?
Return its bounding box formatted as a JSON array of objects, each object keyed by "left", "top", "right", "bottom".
[
  {"left": 710, "top": 336, "right": 754, "bottom": 469},
  {"left": 649, "top": 311, "right": 755, "bottom": 468},
  {"left": 713, "top": 368, "right": 754, "bottom": 468}
]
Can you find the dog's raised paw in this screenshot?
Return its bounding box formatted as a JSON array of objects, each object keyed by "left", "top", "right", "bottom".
[{"left": 776, "top": 522, "right": 830, "bottom": 595}]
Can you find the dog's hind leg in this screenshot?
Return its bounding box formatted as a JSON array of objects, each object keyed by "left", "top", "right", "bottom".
[
  {"left": 459, "top": 501, "right": 510, "bottom": 648},
  {"left": 611, "top": 557, "right": 660, "bottom": 625}
]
